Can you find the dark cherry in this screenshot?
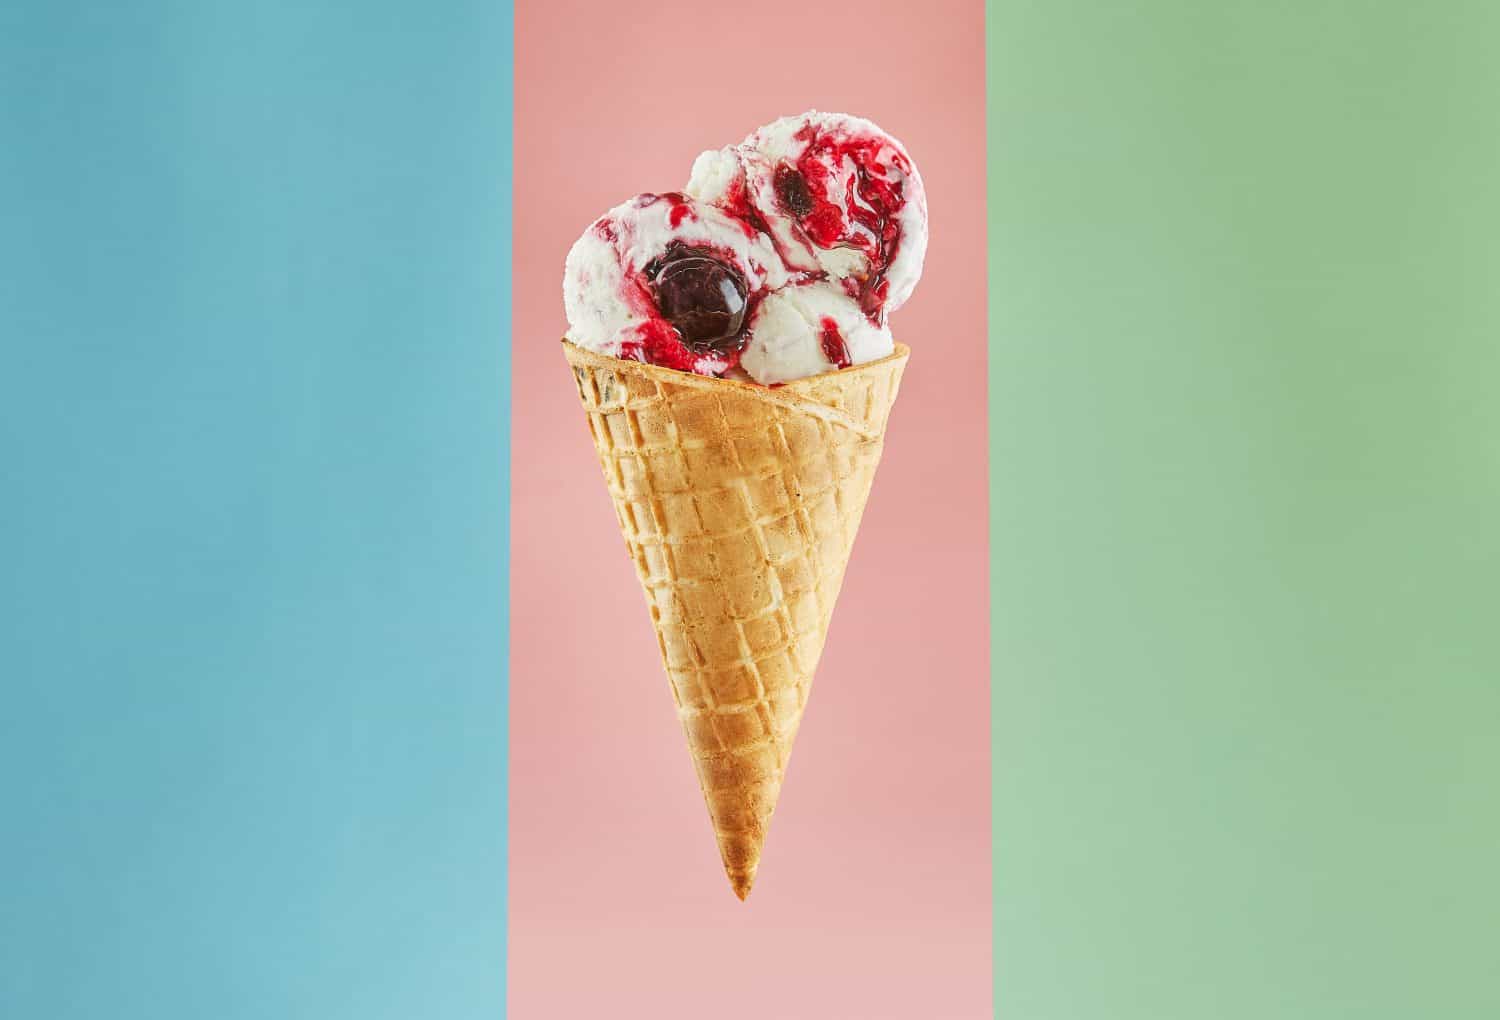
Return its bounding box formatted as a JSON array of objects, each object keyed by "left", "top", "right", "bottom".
[
  {"left": 774, "top": 165, "right": 816, "bottom": 218},
  {"left": 650, "top": 250, "right": 748, "bottom": 353}
]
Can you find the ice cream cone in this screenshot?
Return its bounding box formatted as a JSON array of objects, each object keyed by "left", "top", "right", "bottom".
[{"left": 563, "top": 339, "right": 908, "bottom": 899}]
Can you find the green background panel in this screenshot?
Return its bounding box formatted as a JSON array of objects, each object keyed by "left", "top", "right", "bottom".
[{"left": 988, "top": 2, "right": 1499, "bottom": 1018}]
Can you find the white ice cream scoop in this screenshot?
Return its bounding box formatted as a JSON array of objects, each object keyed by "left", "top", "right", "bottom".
[
  {"left": 563, "top": 191, "right": 787, "bottom": 376},
  {"left": 688, "top": 111, "right": 928, "bottom": 320},
  {"left": 739, "top": 280, "right": 895, "bottom": 385}
]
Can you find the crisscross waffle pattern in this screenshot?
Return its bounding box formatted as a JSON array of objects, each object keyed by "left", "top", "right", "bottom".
[{"left": 563, "top": 340, "right": 908, "bottom": 899}]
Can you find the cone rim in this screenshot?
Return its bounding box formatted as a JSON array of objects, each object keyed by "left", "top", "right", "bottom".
[{"left": 561, "top": 337, "right": 910, "bottom": 394}]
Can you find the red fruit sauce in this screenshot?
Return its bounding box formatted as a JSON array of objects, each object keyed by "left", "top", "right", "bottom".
[
  {"left": 618, "top": 318, "right": 703, "bottom": 373},
  {"left": 716, "top": 176, "right": 771, "bottom": 239},
  {"left": 818, "top": 316, "right": 851, "bottom": 369},
  {"left": 610, "top": 235, "right": 756, "bottom": 376},
  {"left": 772, "top": 127, "right": 912, "bottom": 321}
]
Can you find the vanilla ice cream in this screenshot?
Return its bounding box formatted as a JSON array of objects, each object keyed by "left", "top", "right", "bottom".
[{"left": 564, "top": 111, "right": 925, "bottom": 384}]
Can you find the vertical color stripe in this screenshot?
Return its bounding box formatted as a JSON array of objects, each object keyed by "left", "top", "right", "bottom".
[
  {"left": 510, "top": 1, "right": 989, "bottom": 1015},
  {"left": 1, "top": 3, "right": 512, "bottom": 1017},
  {"left": 989, "top": 2, "right": 1500, "bottom": 1017}
]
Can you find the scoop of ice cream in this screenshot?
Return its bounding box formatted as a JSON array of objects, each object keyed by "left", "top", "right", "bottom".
[
  {"left": 685, "top": 147, "right": 744, "bottom": 213},
  {"left": 687, "top": 111, "right": 927, "bottom": 320},
  {"left": 739, "top": 281, "right": 894, "bottom": 385},
  {"left": 563, "top": 192, "right": 788, "bottom": 375},
  {"left": 566, "top": 112, "right": 923, "bottom": 383}
]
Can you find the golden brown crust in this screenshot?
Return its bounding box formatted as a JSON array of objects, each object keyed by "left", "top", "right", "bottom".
[{"left": 563, "top": 340, "right": 908, "bottom": 899}]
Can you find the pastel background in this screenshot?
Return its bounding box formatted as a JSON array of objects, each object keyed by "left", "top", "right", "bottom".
[
  {"left": 9, "top": 1, "right": 1498, "bottom": 1018},
  {"left": 989, "top": 2, "right": 1500, "bottom": 1018},
  {"left": 2, "top": 3, "right": 510, "bottom": 1018},
  {"left": 510, "top": 0, "right": 990, "bottom": 1016}
]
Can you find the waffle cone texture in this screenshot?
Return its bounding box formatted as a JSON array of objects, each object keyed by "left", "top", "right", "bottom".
[{"left": 563, "top": 340, "right": 909, "bottom": 899}]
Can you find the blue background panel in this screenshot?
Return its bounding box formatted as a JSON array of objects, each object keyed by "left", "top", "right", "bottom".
[{"left": 1, "top": 3, "right": 512, "bottom": 1017}]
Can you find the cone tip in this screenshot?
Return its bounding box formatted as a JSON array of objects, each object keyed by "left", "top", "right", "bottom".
[{"left": 729, "top": 871, "right": 756, "bottom": 901}]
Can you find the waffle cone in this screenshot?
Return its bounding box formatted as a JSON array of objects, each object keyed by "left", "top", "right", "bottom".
[{"left": 563, "top": 339, "right": 909, "bottom": 899}]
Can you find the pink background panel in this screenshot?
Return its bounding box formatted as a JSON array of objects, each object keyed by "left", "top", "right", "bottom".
[{"left": 511, "top": 0, "right": 990, "bottom": 1015}]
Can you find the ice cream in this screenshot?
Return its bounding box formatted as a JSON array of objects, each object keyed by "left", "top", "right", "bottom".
[
  {"left": 689, "top": 112, "right": 927, "bottom": 317},
  {"left": 563, "top": 192, "right": 787, "bottom": 377},
  {"left": 741, "top": 280, "right": 894, "bottom": 384},
  {"left": 564, "top": 111, "right": 924, "bottom": 385},
  {"left": 560, "top": 112, "right": 918, "bottom": 899}
]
